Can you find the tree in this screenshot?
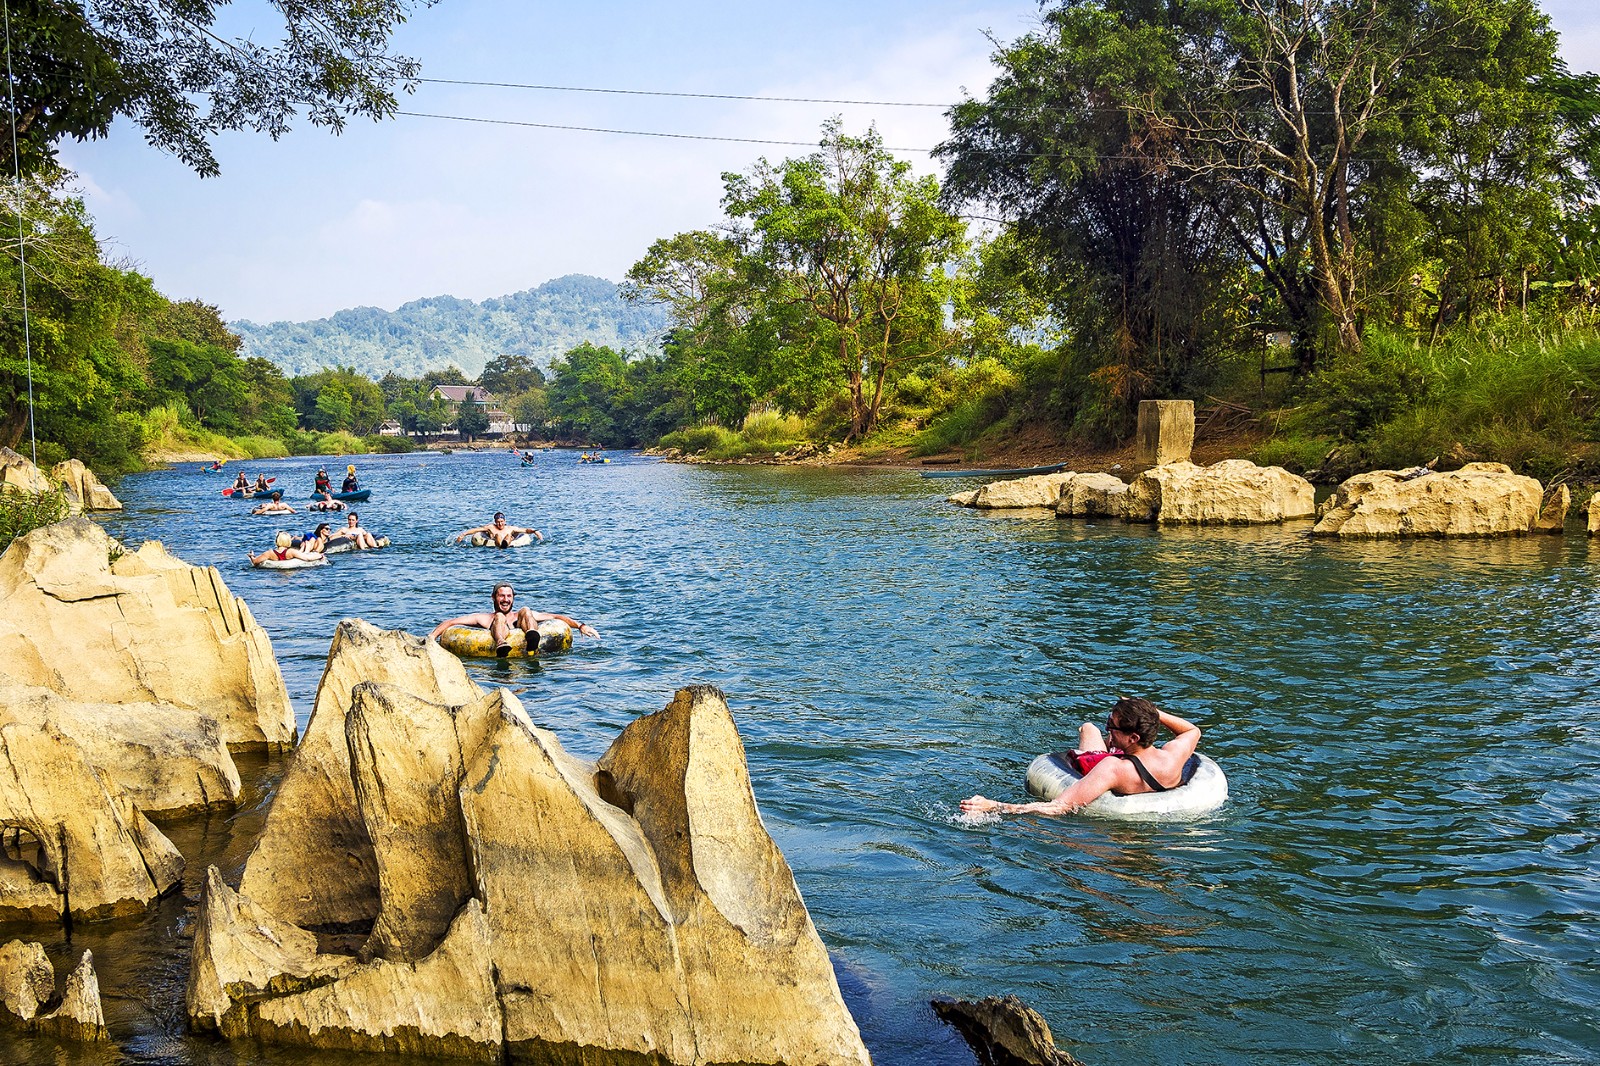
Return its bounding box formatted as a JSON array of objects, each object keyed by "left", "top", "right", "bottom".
[
  {"left": 722, "top": 120, "right": 967, "bottom": 440},
  {"left": 1, "top": 0, "right": 426, "bottom": 178},
  {"left": 453, "top": 400, "right": 489, "bottom": 441},
  {"left": 478, "top": 351, "right": 545, "bottom": 396}
]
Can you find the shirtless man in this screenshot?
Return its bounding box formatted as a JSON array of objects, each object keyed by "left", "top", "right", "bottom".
[
  {"left": 326, "top": 511, "right": 381, "bottom": 550},
  {"left": 960, "top": 698, "right": 1202, "bottom": 817},
  {"left": 455, "top": 512, "right": 544, "bottom": 546},
  {"left": 429, "top": 583, "right": 599, "bottom": 655},
  {"left": 250, "top": 491, "right": 296, "bottom": 515}
]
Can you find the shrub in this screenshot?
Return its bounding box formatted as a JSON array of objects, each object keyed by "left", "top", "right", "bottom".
[
  {"left": 0, "top": 487, "right": 69, "bottom": 549},
  {"left": 367, "top": 434, "right": 416, "bottom": 454},
  {"left": 740, "top": 410, "right": 806, "bottom": 447},
  {"left": 660, "top": 425, "right": 741, "bottom": 455}
]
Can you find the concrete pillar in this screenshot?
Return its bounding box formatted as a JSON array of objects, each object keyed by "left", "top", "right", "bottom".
[{"left": 1135, "top": 400, "right": 1194, "bottom": 468}]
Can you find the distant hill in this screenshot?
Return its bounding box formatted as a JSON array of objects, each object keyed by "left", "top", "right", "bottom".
[{"left": 231, "top": 274, "right": 669, "bottom": 379}]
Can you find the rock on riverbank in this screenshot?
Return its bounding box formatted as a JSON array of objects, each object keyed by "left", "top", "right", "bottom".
[
  {"left": 202, "top": 625, "right": 871, "bottom": 1065},
  {"left": 1313, "top": 463, "right": 1565, "bottom": 537}
]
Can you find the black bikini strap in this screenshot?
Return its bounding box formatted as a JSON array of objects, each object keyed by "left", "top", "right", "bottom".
[{"left": 1123, "top": 753, "right": 1169, "bottom": 793}]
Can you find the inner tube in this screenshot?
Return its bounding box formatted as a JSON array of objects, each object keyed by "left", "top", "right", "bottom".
[
  {"left": 252, "top": 556, "right": 328, "bottom": 570},
  {"left": 1025, "top": 751, "right": 1228, "bottom": 820},
  {"left": 324, "top": 536, "right": 390, "bottom": 555},
  {"left": 468, "top": 532, "right": 533, "bottom": 548},
  {"left": 436, "top": 619, "right": 572, "bottom": 659}
]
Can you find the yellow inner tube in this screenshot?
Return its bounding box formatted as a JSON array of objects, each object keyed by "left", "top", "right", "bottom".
[{"left": 437, "top": 620, "right": 572, "bottom": 659}]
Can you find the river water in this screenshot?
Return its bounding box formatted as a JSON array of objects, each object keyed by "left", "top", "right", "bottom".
[{"left": 3, "top": 450, "right": 1597, "bottom": 1066}]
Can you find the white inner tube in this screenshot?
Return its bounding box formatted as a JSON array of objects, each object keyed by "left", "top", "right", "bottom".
[
  {"left": 252, "top": 556, "right": 327, "bottom": 570},
  {"left": 324, "top": 536, "right": 390, "bottom": 555},
  {"left": 469, "top": 532, "right": 533, "bottom": 547},
  {"left": 1025, "top": 751, "right": 1228, "bottom": 821}
]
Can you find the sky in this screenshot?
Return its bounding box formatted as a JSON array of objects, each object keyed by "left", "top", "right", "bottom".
[{"left": 53, "top": 0, "right": 1600, "bottom": 327}]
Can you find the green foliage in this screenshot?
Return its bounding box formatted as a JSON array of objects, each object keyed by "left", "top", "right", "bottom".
[
  {"left": 367, "top": 434, "right": 415, "bottom": 454},
  {"left": 283, "top": 430, "right": 373, "bottom": 457},
  {"left": 739, "top": 410, "right": 806, "bottom": 447},
  {"left": 454, "top": 401, "right": 490, "bottom": 441},
  {"left": 3, "top": 2, "right": 426, "bottom": 178},
  {"left": 0, "top": 486, "right": 68, "bottom": 548},
  {"left": 659, "top": 424, "right": 742, "bottom": 456}
]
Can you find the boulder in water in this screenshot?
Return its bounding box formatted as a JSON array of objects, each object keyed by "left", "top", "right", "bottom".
[
  {"left": 1314, "top": 463, "right": 1550, "bottom": 537},
  {"left": 1126, "top": 460, "right": 1315, "bottom": 524}
]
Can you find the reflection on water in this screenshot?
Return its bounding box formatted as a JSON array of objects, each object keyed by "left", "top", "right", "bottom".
[{"left": 1, "top": 450, "right": 1595, "bottom": 1065}]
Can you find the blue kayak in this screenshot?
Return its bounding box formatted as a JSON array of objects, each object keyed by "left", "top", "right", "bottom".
[
  {"left": 920, "top": 462, "right": 1068, "bottom": 479},
  {"left": 308, "top": 489, "right": 371, "bottom": 502}
]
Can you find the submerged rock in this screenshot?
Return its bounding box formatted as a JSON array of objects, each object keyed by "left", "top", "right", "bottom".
[
  {"left": 1056, "top": 471, "right": 1132, "bottom": 518},
  {"left": 30, "top": 950, "right": 108, "bottom": 1042},
  {"left": 1125, "top": 459, "right": 1315, "bottom": 524},
  {"left": 1314, "top": 463, "right": 1552, "bottom": 537},
  {"left": 954, "top": 472, "right": 1077, "bottom": 509},
  {"left": 0, "top": 940, "right": 53, "bottom": 1021},
  {"left": 932, "top": 994, "right": 1082, "bottom": 1066},
  {"left": 202, "top": 666, "right": 871, "bottom": 1066},
  {"left": 0, "top": 519, "right": 294, "bottom": 749},
  {"left": 239, "top": 619, "right": 482, "bottom": 929}
]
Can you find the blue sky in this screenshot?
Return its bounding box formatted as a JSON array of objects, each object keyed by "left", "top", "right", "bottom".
[{"left": 55, "top": 1, "right": 1600, "bottom": 326}]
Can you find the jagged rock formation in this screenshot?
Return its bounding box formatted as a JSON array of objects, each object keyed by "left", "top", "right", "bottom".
[
  {"left": 1055, "top": 472, "right": 1131, "bottom": 518},
  {"left": 0, "top": 519, "right": 293, "bottom": 749},
  {"left": 239, "top": 619, "right": 482, "bottom": 928},
  {"left": 0, "top": 447, "right": 52, "bottom": 495},
  {"left": 932, "top": 995, "right": 1082, "bottom": 1066},
  {"left": 205, "top": 629, "right": 870, "bottom": 1066},
  {"left": 1313, "top": 463, "right": 1558, "bottom": 537},
  {"left": 949, "top": 472, "right": 1076, "bottom": 509},
  {"left": 49, "top": 459, "right": 122, "bottom": 512},
  {"left": 0, "top": 943, "right": 109, "bottom": 1041}
]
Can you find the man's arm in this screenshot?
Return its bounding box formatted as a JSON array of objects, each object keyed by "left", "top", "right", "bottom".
[
  {"left": 429, "top": 612, "right": 491, "bottom": 639},
  {"left": 526, "top": 610, "right": 598, "bottom": 638},
  {"left": 1157, "top": 709, "right": 1201, "bottom": 761},
  {"left": 515, "top": 526, "right": 546, "bottom": 542},
  {"left": 454, "top": 524, "right": 490, "bottom": 542},
  {"left": 960, "top": 761, "right": 1129, "bottom": 817}
]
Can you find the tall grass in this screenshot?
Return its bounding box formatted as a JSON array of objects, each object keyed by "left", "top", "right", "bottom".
[
  {"left": 1294, "top": 323, "right": 1600, "bottom": 480},
  {"left": 0, "top": 487, "right": 69, "bottom": 548}
]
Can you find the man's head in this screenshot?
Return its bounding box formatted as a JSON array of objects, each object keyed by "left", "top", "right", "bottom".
[
  {"left": 493, "top": 512, "right": 506, "bottom": 527},
  {"left": 492, "top": 583, "right": 515, "bottom": 612},
  {"left": 1107, "top": 697, "right": 1161, "bottom": 748},
  {"left": 270, "top": 491, "right": 282, "bottom": 501}
]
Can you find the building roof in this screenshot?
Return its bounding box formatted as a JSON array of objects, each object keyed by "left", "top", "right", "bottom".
[{"left": 431, "top": 384, "right": 492, "bottom": 403}]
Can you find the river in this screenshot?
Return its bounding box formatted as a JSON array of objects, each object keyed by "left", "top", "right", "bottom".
[{"left": 3, "top": 449, "right": 1597, "bottom": 1065}]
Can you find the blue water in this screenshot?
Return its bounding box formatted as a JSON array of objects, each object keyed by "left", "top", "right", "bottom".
[{"left": 5, "top": 449, "right": 1598, "bottom": 1065}]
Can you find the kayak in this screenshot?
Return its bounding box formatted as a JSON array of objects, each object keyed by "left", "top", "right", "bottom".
[
  {"left": 437, "top": 619, "right": 572, "bottom": 659},
  {"left": 920, "top": 462, "right": 1068, "bottom": 479},
  {"left": 222, "top": 477, "right": 275, "bottom": 497},
  {"left": 308, "top": 489, "right": 371, "bottom": 502}
]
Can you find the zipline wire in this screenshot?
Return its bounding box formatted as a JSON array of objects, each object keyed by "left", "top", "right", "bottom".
[{"left": 2, "top": 0, "right": 36, "bottom": 466}]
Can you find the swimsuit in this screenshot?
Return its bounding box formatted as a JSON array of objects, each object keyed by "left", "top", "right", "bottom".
[{"left": 1064, "top": 749, "right": 1175, "bottom": 792}]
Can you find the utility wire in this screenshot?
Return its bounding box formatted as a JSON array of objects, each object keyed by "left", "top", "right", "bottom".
[
  {"left": 2, "top": 0, "right": 37, "bottom": 466},
  {"left": 418, "top": 78, "right": 947, "bottom": 109},
  {"left": 397, "top": 110, "right": 934, "bottom": 152}
]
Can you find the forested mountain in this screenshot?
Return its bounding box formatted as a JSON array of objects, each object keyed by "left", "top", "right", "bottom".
[{"left": 232, "top": 275, "right": 668, "bottom": 378}]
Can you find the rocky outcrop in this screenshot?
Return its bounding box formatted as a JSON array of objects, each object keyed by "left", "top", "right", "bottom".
[
  {"left": 239, "top": 620, "right": 482, "bottom": 929},
  {"left": 950, "top": 471, "right": 1076, "bottom": 509},
  {"left": 1536, "top": 484, "right": 1570, "bottom": 533},
  {"left": 0, "top": 678, "right": 239, "bottom": 814},
  {"left": 1056, "top": 471, "right": 1132, "bottom": 518},
  {"left": 200, "top": 677, "right": 871, "bottom": 1066},
  {"left": 30, "top": 950, "right": 108, "bottom": 1042},
  {"left": 0, "top": 519, "right": 294, "bottom": 749},
  {"left": 1125, "top": 460, "right": 1315, "bottom": 524},
  {"left": 0, "top": 447, "right": 51, "bottom": 495},
  {"left": 0, "top": 721, "right": 184, "bottom": 920},
  {"left": 0, "top": 940, "right": 53, "bottom": 1021},
  {"left": 932, "top": 995, "right": 1083, "bottom": 1066},
  {"left": 49, "top": 459, "right": 121, "bottom": 512},
  {"left": 1313, "top": 463, "right": 1553, "bottom": 537},
  {"left": 1590, "top": 492, "right": 1600, "bottom": 536}
]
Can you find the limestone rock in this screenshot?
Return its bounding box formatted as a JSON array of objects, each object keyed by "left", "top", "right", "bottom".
[
  {"left": 932, "top": 995, "right": 1083, "bottom": 1066},
  {"left": 0, "top": 721, "right": 182, "bottom": 920},
  {"left": 188, "top": 866, "right": 352, "bottom": 1036},
  {"left": 1589, "top": 492, "right": 1600, "bottom": 536},
  {"left": 347, "top": 683, "right": 522, "bottom": 963},
  {"left": 0, "top": 447, "right": 51, "bottom": 495},
  {"left": 947, "top": 489, "right": 979, "bottom": 506},
  {"left": 0, "top": 519, "right": 293, "bottom": 749},
  {"left": 1056, "top": 471, "right": 1131, "bottom": 519},
  {"left": 1535, "top": 484, "right": 1570, "bottom": 534},
  {"left": 240, "top": 620, "right": 481, "bottom": 928},
  {"left": 961, "top": 472, "right": 1076, "bottom": 509},
  {"left": 49, "top": 459, "right": 122, "bottom": 512},
  {"left": 0, "top": 677, "right": 239, "bottom": 814},
  {"left": 250, "top": 899, "right": 502, "bottom": 1061},
  {"left": 1135, "top": 399, "right": 1194, "bottom": 467},
  {"left": 1314, "top": 463, "right": 1545, "bottom": 537},
  {"left": 1126, "top": 460, "right": 1315, "bottom": 524},
  {"left": 464, "top": 685, "right": 871, "bottom": 1066},
  {"left": 31, "top": 950, "right": 108, "bottom": 1042},
  {"left": 0, "top": 940, "right": 53, "bottom": 1021}
]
